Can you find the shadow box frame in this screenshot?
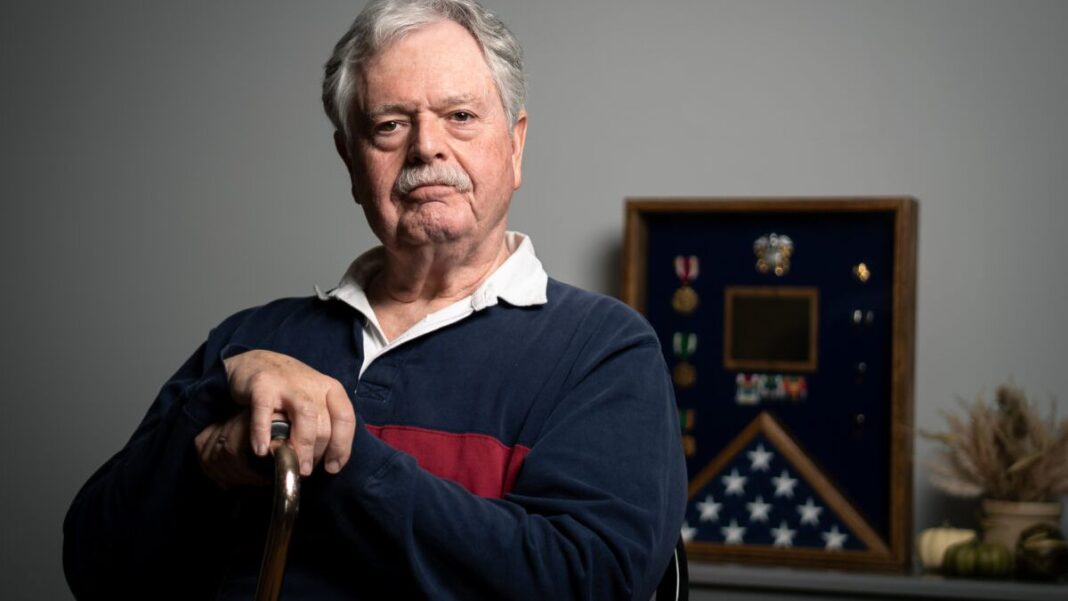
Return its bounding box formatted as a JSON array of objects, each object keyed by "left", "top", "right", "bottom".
[{"left": 622, "top": 197, "right": 917, "bottom": 572}]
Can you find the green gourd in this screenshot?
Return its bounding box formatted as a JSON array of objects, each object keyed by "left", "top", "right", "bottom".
[
  {"left": 1016, "top": 523, "right": 1068, "bottom": 580},
  {"left": 942, "top": 539, "right": 1014, "bottom": 578}
]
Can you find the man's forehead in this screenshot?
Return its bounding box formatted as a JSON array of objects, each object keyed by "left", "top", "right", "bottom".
[
  {"left": 363, "top": 20, "right": 488, "bottom": 78},
  {"left": 354, "top": 21, "right": 499, "bottom": 114}
]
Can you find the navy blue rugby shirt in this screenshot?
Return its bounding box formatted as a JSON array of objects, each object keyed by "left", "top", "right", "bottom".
[{"left": 63, "top": 238, "right": 687, "bottom": 601}]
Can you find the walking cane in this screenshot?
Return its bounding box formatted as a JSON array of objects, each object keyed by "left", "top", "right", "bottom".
[{"left": 254, "top": 420, "right": 301, "bottom": 601}]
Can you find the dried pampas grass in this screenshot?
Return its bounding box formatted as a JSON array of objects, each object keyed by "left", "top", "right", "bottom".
[{"left": 922, "top": 384, "right": 1068, "bottom": 502}]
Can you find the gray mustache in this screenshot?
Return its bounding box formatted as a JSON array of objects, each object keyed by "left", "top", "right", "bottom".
[{"left": 394, "top": 164, "right": 473, "bottom": 195}]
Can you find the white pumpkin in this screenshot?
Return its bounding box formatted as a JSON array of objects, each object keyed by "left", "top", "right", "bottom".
[{"left": 918, "top": 526, "right": 977, "bottom": 570}]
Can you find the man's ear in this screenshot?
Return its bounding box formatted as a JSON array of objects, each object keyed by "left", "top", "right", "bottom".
[
  {"left": 510, "top": 111, "right": 528, "bottom": 190},
  {"left": 333, "top": 130, "right": 361, "bottom": 204},
  {"left": 334, "top": 130, "right": 353, "bottom": 171}
]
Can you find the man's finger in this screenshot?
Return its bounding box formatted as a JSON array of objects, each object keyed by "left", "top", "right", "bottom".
[
  {"left": 194, "top": 424, "right": 216, "bottom": 458},
  {"left": 196, "top": 422, "right": 221, "bottom": 476},
  {"left": 313, "top": 410, "right": 331, "bottom": 466},
  {"left": 248, "top": 393, "right": 277, "bottom": 457},
  {"left": 201, "top": 431, "right": 228, "bottom": 488},
  {"left": 324, "top": 382, "right": 356, "bottom": 474},
  {"left": 289, "top": 392, "right": 320, "bottom": 476}
]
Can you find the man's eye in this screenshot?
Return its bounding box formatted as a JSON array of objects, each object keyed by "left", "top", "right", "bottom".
[
  {"left": 374, "top": 121, "right": 401, "bottom": 134},
  {"left": 451, "top": 112, "right": 474, "bottom": 123}
]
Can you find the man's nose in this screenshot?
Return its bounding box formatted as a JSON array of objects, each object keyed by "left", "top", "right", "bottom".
[{"left": 407, "top": 117, "right": 447, "bottom": 164}]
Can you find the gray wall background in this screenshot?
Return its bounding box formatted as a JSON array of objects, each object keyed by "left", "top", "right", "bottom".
[{"left": 3, "top": 0, "right": 1067, "bottom": 598}]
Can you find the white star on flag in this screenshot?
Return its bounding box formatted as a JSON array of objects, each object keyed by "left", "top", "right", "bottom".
[
  {"left": 797, "top": 497, "right": 823, "bottom": 526},
  {"left": 770, "top": 521, "right": 796, "bottom": 547},
  {"left": 771, "top": 469, "right": 798, "bottom": 498},
  {"left": 822, "top": 525, "right": 848, "bottom": 550},
  {"left": 745, "top": 495, "right": 771, "bottom": 522},
  {"left": 721, "top": 519, "right": 746, "bottom": 544},
  {"left": 722, "top": 469, "right": 747, "bottom": 496},
  {"left": 681, "top": 521, "right": 697, "bottom": 543},
  {"left": 697, "top": 495, "right": 722, "bottom": 523},
  {"left": 746, "top": 444, "right": 774, "bottom": 471}
]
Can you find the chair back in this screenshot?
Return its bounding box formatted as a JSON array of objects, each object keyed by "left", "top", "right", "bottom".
[{"left": 653, "top": 537, "right": 688, "bottom": 601}]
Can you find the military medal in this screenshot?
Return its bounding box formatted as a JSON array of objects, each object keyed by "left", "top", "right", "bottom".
[
  {"left": 672, "top": 332, "right": 697, "bottom": 389},
  {"left": 673, "top": 364, "right": 697, "bottom": 389},
  {"left": 678, "top": 408, "right": 697, "bottom": 457},
  {"left": 763, "top": 374, "right": 786, "bottom": 401},
  {"left": 672, "top": 255, "right": 700, "bottom": 315},
  {"left": 754, "top": 233, "right": 794, "bottom": 276},
  {"left": 735, "top": 373, "right": 760, "bottom": 405},
  {"left": 783, "top": 376, "right": 808, "bottom": 401},
  {"left": 682, "top": 434, "right": 697, "bottom": 458}
]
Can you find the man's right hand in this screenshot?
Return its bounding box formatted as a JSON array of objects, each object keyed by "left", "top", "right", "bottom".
[
  {"left": 223, "top": 349, "right": 356, "bottom": 476},
  {"left": 194, "top": 408, "right": 271, "bottom": 489}
]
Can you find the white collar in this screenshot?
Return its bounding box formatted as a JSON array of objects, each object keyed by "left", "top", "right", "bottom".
[{"left": 318, "top": 231, "right": 549, "bottom": 329}]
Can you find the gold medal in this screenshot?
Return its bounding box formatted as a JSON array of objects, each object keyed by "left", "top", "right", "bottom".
[
  {"left": 673, "top": 361, "right": 697, "bottom": 389},
  {"left": 682, "top": 434, "right": 697, "bottom": 458},
  {"left": 672, "top": 285, "right": 699, "bottom": 315},
  {"left": 672, "top": 332, "right": 698, "bottom": 390}
]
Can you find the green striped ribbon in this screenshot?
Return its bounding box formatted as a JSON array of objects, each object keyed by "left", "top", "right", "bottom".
[{"left": 672, "top": 332, "right": 697, "bottom": 359}]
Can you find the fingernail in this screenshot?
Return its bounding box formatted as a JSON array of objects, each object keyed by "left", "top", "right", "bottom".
[
  {"left": 327, "top": 459, "right": 341, "bottom": 474},
  {"left": 256, "top": 442, "right": 268, "bottom": 456},
  {"left": 301, "top": 460, "right": 312, "bottom": 475}
]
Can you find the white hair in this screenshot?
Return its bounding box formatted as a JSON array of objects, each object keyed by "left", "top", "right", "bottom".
[{"left": 322, "top": 0, "right": 526, "bottom": 137}]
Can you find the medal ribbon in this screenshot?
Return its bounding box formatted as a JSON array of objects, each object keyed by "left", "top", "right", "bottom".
[
  {"left": 678, "top": 408, "right": 695, "bottom": 431},
  {"left": 674, "top": 255, "right": 699, "bottom": 284},
  {"left": 672, "top": 332, "right": 697, "bottom": 359}
]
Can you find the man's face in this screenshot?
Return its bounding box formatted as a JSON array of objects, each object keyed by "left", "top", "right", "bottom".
[{"left": 338, "top": 20, "right": 527, "bottom": 251}]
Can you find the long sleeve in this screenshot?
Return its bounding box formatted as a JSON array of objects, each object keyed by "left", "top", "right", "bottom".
[{"left": 62, "top": 311, "right": 252, "bottom": 599}]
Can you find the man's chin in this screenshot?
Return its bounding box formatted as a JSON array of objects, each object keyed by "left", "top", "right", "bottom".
[{"left": 395, "top": 215, "right": 470, "bottom": 246}]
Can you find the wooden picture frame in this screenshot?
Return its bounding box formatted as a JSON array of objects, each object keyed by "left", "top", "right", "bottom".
[
  {"left": 724, "top": 286, "right": 819, "bottom": 373},
  {"left": 622, "top": 197, "right": 917, "bottom": 572}
]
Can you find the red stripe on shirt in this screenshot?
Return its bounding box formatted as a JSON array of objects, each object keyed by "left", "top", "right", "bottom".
[{"left": 365, "top": 424, "right": 530, "bottom": 498}]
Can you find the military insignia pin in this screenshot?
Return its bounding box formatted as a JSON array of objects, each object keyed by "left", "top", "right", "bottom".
[
  {"left": 783, "top": 376, "right": 808, "bottom": 401},
  {"left": 672, "top": 255, "right": 700, "bottom": 315},
  {"left": 672, "top": 332, "right": 698, "bottom": 389},
  {"left": 762, "top": 374, "right": 786, "bottom": 401},
  {"left": 852, "top": 262, "right": 871, "bottom": 283},
  {"left": 754, "top": 233, "right": 793, "bottom": 276},
  {"left": 735, "top": 373, "right": 760, "bottom": 405}
]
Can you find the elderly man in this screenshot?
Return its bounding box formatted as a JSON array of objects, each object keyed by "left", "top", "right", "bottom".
[{"left": 64, "top": 1, "right": 686, "bottom": 599}]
